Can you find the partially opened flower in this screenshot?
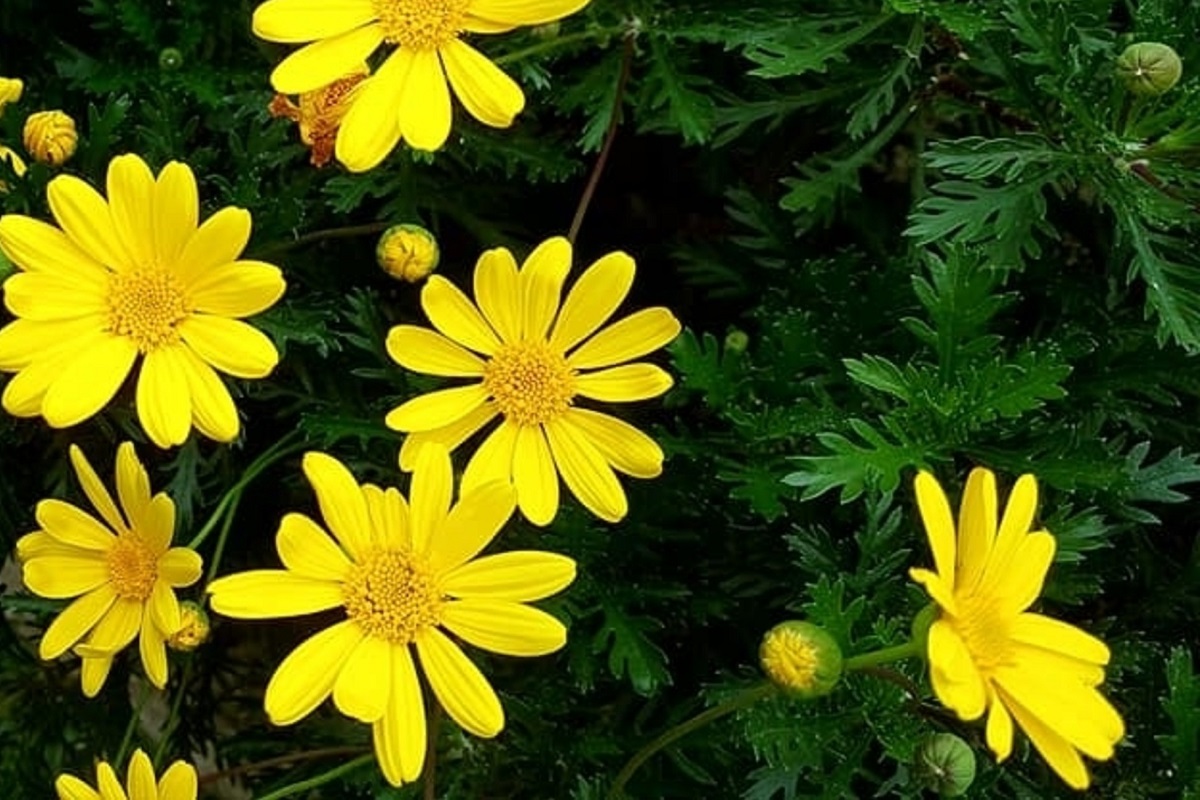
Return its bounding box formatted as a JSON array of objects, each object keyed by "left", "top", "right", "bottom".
[
  {"left": 909, "top": 468, "right": 1124, "bottom": 789},
  {"left": 0, "top": 153, "right": 286, "bottom": 447},
  {"left": 208, "top": 445, "right": 576, "bottom": 787},
  {"left": 55, "top": 748, "right": 197, "bottom": 800},
  {"left": 17, "top": 443, "right": 203, "bottom": 697},
  {"left": 385, "top": 236, "right": 681, "bottom": 525},
  {"left": 269, "top": 65, "right": 368, "bottom": 166},
  {"left": 251, "top": 0, "right": 592, "bottom": 170}
]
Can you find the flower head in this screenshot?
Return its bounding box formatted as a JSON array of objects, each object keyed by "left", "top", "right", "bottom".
[
  {"left": 17, "top": 443, "right": 203, "bottom": 696},
  {"left": 0, "top": 153, "right": 286, "bottom": 447},
  {"left": 377, "top": 223, "right": 439, "bottom": 282},
  {"left": 23, "top": 109, "right": 77, "bottom": 166},
  {"left": 208, "top": 445, "right": 576, "bottom": 787},
  {"left": 167, "top": 600, "right": 210, "bottom": 651},
  {"left": 0, "top": 77, "right": 22, "bottom": 116},
  {"left": 909, "top": 468, "right": 1124, "bottom": 789},
  {"left": 385, "top": 236, "right": 681, "bottom": 525},
  {"left": 251, "top": 0, "right": 592, "bottom": 170},
  {"left": 759, "top": 620, "right": 842, "bottom": 697},
  {"left": 55, "top": 748, "right": 197, "bottom": 800},
  {"left": 269, "top": 65, "right": 369, "bottom": 166}
]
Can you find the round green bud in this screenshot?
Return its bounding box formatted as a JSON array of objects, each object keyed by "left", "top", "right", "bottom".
[
  {"left": 377, "top": 224, "right": 439, "bottom": 283},
  {"left": 914, "top": 733, "right": 977, "bottom": 797},
  {"left": 758, "top": 620, "right": 843, "bottom": 698},
  {"left": 159, "top": 47, "right": 184, "bottom": 71},
  {"left": 724, "top": 329, "right": 750, "bottom": 355},
  {"left": 1117, "top": 42, "right": 1182, "bottom": 96}
]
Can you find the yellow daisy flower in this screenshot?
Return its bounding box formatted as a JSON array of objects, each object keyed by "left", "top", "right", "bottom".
[
  {"left": 17, "top": 443, "right": 203, "bottom": 697},
  {"left": 208, "top": 445, "right": 576, "bottom": 787},
  {"left": 55, "top": 748, "right": 197, "bottom": 800},
  {"left": 909, "top": 468, "right": 1124, "bottom": 789},
  {"left": 250, "top": 0, "right": 592, "bottom": 170},
  {"left": 385, "top": 236, "right": 681, "bottom": 526},
  {"left": 0, "top": 153, "right": 286, "bottom": 447}
]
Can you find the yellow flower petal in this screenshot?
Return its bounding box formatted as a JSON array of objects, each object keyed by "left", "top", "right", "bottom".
[
  {"left": 993, "top": 666, "right": 1123, "bottom": 759},
  {"left": 387, "top": 325, "right": 485, "bottom": 377},
  {"left": 397, "top": 48, "right": 452, "bottom": 152},
  {"left": 469, "top": 0, "right": 590, "bottom": 26},
  {"left": 956, "top": 467, "right": 996, "bottom": 592},
  {"left": 96, "top": 764, "right": 125, "bottom": 800},
  {"left": 914, "top": 471, "right": 957, "bottom": 587},
  {"left": 138, "top": 607, "right": 168, "bottom": 689},
  {"left": 473, "top": 247, "right": 521, "bottom": 344},
  {"left": 148, "top": 578, "right": 182, "bottom": 634},
  {"left": 544, "top": 417, "right": 627, "bottom": 522},
  {"left": 265, "top": 620, "right": 364, "bottom": 725},
  {"left": 302, "top": 452, "right": 374, "bottom": 560},
  {"left": 153, "top": 162, "right": 199, "bottom": 267},
  {"left": 428, "top": 480, "right": 516, "bottom": 572},
  {"left": 0, "top": 318, "right": 105, "bottom": 371},
  {"left": 252, "top": 0, "right": 377, "bottom": 43},
  {"left": 36, "top": 499, "right": 115, "bottom": 550},
  {"left": 461, "top": 15, "right": 517, "bottom": 33},
  {"left": 422, "top": 275, "right": 501, "bottom": 355},
  {"left": 276, "top": 513, "right": 352, "bottom": 581},
  {"left": 179, "top": 346, "right": 240, "bottom": 442},
  {"left": 125, "top": 750, "right": 157, "bottom": 800},
  {"left": 335, "top": 50, "right": 408, "bottom": 173},
  {"left": 998, "top": 530, "right": 1055, "bottom": 614},
  {"left": 179, "top": 315, "right": 279, "bottom": 379},
  {"left": 927, "top": 619, "right": 986, "bottom": 721},
  {"left": 567, "top": 307, "right": 681, "bottom": 370},
  {"left": 271, "top": 24, "right": 384, "bottom": 94},
  {"left": 0, "top": 214, "right": 109, "bottom": 282},
  {"left": 518, "top": 237, "right": 571, "bottom": 342},
  {"left": 549, "top": 251, "right": 634, "bottom": 352},
  {"left": 80, "top": 654, "right": 113, "bottom": 698},
  {"left": 908, "top": 567, "right": 958, "bottom": 616},
  {"left": 40, "top": 584, "right": 117, "bottom": 659},
  {"left": 17, "top": 531, "right": 80, "bottom": 561},
  {"left": 982, "top": 473, "right": 1038, "bottom": 594},
  {"left": 373, "top": 644, "right": 426, "bottom": 785},
  {"left": 440, "top": 39, "right": 524, "bottom": 128},
  {"left": 158, "top": 548, "right": 202, "bottom": 587},
  {"left": 156, "top": 762, "right": 197, "bottom": 799},
  {"left": 46, "top": 174, "right": 133, "bottom": 271},
  {"left": 87, "top": 598, "right": 143, "bottom": 652},
  {"left": 561, "top": 408, "right": 663, "bottom": 478},
  {"left": 410, "top": 444, "right": 453, "bottom": 554},
  {"left": 136, "top": 346, "right": 193, "bottom": 448},
  {"left": 3, "top": 346, "right": 84, "bottom": 417},
  {"left": 69, "top": 444, "right": 128, "bottom": 535},
  {"left": 512, "top": 424, "right": 558, "bottom": 526},
  {"left": 414, "top": 627, "right": 503, "bottom": 737},
  {"left": 460, "top": 419, "right": 518, "bottom": 494},
  {"left": 24, "top": 555, "right": 110, "bottom": 599},
  {"left": 42, "top": 334, "right": 139, "bottom": 428},
  {"left": 55, "top": 775, "right": 102, "bottom": 800},
  {"left": 573, "top": 363, "right": 673, "bottom": 403},
  {"left": 996, "top": 686, "right": 1091, "bottom": 790},
  {"left": 364, "top": 484, "right": 410, "bottom": 549},
  {"left": 4, "top": 272, "right": 108, "bottom": 320},
  {"left": 107, "top": 154, "right": 156, "bottom": 268},
  {"left": 985, "top": 691, "right": 1014, "bottom": 761},
  {"left": 333, "top": 634, "right": 391, "bottom": 722},
  {"left": 188, "top": 261, "right": 286, "bottom": 318},
  {"left": 398, "top": 403, "right": 498, "bottom": 471},
  {"left": 1009, "top": 613, "right": 1110, "bottom": 665},
  {"left": 441, "top": 600, "right": 566, "bottom": 656},
  {"left": 114, "top": 441, "right": 151, "bottom": 528},
  {"left": 442, "top": 551, "right": 576, "bottom": 601},
  {"left": 385, "top": 383, "right": 491, "bottom": 432},
  {"left": 174, "top": 207, "right": 251, "bottom": 287},
  {"left": 137, "top": 494, "right": 175, "bottom": 556},
  {"left": 207, "top": 570, "right": 344, "bottom": 618}
]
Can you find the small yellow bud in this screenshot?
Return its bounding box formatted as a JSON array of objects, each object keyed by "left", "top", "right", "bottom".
[
  {"left": 167, "top": 601, "right": 210, "bottom": 651},
  {"left": 0, "top": 77, "right": 23, "bottom": 117},
  {"left": 377, "top": 224, "right": 440, "bottom": 283},
  {"left": 1117, "top": 42, "right": 1183, "bottom": 96},
  {"left": 23, "top": 110, "right": 78, "bottom": 166},
  {"left": 759, "top": 620, "right": 843, "bottom": 698},
  {"left": 0, "top": 145, "right": 27, "bottom": 193}
]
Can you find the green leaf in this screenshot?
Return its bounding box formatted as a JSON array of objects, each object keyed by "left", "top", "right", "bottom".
[
  {"left": 1112, "top": 443, "right": 1200, "bottom": 524},
  {"left": 592, "top": 602, "right": 671, "bottom": 696},
  {"left": 669, "top": 329, "right": 746, "bottom": 410},
  {"left": 783, "top": 419, "right": 928, "bottom": 503},
  {"left": 639, "top": 36, "right": 716, "bottom": 145},
  {"left": 1115, "top": 208, "right": 1200, "bottom": 353},
  {"left": 923, "top": 134, "right": 1078, "bottom": 182},
  {"left": 1161, "top": 647, "right": 1199, "bottom": 790}
]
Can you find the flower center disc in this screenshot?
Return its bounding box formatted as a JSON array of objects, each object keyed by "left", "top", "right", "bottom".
[
  {"left": 761, "top": 628, "right": 819, "bottom": 691},
  {"left": 107, "top": 536, "right": 159, "bottom": 601},
  {"left": 372, "top": 0, "right": 470, "bottom": 49},
  {"left": 107, "top": 270, "right": 189, "bottom": 353},
  {"left": 482, "top": 341, "right": 577, "bottom": 427},
  {"left": 343, "top": 548, "right": 443, "bottom": 644}
]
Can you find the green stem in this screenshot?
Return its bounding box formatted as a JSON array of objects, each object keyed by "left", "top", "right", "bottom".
[
  {"left": 151, "top": 656, "right": 193, "bottom": 768},
  {"left": 494, "top": 25, "right": 626, "bottom": 66},
  {"left": 843, "top": 640, "right": 922, "bottom": 671},
  {"left": 254, "top": 754, "right": 375, "bottom": 800},
  {"left": 115, "top": 682, "right": 151, "bottom": 767},
  {"left": 203, "top": 491, "right": 243, "bottom": 587},
  {"left": 608, "top": 682, "right": 777, "bottom": 799},
  {"left": 250, "top": 222, "right": 392, "bottom": 260}
]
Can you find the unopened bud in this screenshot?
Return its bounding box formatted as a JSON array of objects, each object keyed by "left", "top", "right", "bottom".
[
  {"left": 159, "top": 47, "right": 184, "bottom": 71},
  {"left": 759, "top": 620, "right": 842, "bottom": 698},
  {"left": 167, "top": 601, "right": 210, "bottom": 651},
  {"left": 0, "top": 145, "right": 27, "bottom": 193},
  {"left": 0, "top": 77, "right": 23, "bottom": 117},
  {"left": 1117, "top": 42, "right": 1183, "bottom": 96},
  {"left": 914, "top": 733, "right": 977, "bottom": 797},
  {"left": 23, "top": 110, "right": 78, "bottom": 166},
  {"left": 377, "top": 224, "right": 439, "bottom": 283},
  {"left": 724, "top": 329, "right": 750, "bottom": 355}
]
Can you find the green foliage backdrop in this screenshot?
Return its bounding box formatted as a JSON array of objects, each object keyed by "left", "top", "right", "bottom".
[{"left": 1, "top": 0, "right": 1199, "bottom": 797}]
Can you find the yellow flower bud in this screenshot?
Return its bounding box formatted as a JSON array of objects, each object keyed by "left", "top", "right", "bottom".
[
  {"left": 0, "top": 145, "right": 27, "bottom": 193},
  {"left": 167, "top": 601, "right": 211, "bottom": 651},
  {"left": 1117, "top": 42, "right": 1183, "bottom": 96},
  {"left": 23, "top": 110, "right": 78, "bottom": 166},
  {"left": 0, "top": 77, "right": 23, "bottom": 117},
  {"left": 377, "top": 224, "right": 440, "bottom": 283},
  {"left": 759, "top": 620, "right": 843, "bottom": 698}
]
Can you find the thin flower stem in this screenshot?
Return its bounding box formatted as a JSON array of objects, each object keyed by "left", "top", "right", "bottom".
[
  {"left": 151, "top": 656, "right": 193, "bottom": 768},
  {"left": 115, "top": 682, "right": 151, "bottom": 767},
  {"left": 202, "top": 490, "right": 243, "bottom": 587},
  {"left": 568, "top": 31, "right": 636, "bottom": 243},
  {"left": 253, "top": 754, "right": 375, "bottom": 800},
  {"left": 608, "top": 682, "right": 777, "bottom": 799},
  {"left": 424, "top": 704, "right": 443, "bottom": 800},
  {"left": 843, "top": 640, "right": 923, "bottom": 671},
  {"left": 197, "top": 746, "right": 368, "bottom": 786},
  {"left": 493, "top": 25, "right": 625, "bottom": 66},
  {"left": 250, "top": 222, "right": 392, "bottom": 259}
]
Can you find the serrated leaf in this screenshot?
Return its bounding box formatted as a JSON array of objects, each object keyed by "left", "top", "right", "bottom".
[
  {"left": 592, "top": 603, "right": 671, "bottom": 696},
  {"left": 1161, "top": 647, "right": 1200, "bottom": 789},
  {"left": 784, "top": 419, "right": 928, "bottom": 503}
]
